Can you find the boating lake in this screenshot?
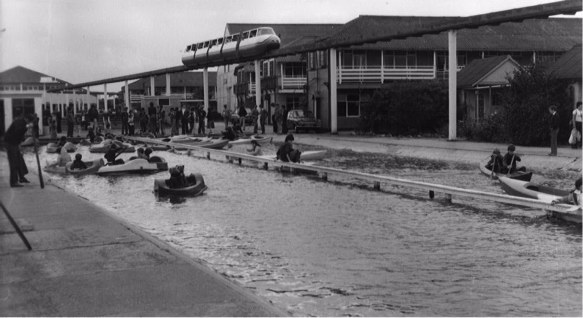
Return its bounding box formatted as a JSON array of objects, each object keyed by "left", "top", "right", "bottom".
[{"left": 24, "top": 142, "right": 582, "bottom": 317}]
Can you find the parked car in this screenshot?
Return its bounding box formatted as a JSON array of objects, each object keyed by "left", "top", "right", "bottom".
[
  {"left": 286, "top": 109, "right": 321, "bottom": 133},
  {"left": 230, "top": 107, "right": 254, "bottom": 126}
]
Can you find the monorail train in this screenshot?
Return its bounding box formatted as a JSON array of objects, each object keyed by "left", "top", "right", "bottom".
[{"left": 182, "top": 27, "right": 281, "bottom": 67}]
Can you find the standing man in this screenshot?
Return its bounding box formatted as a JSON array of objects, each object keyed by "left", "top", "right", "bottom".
[
  {"left": 251, "top": 105, "right": 259, "bottom": 134},
  {"left": 572, "top": 101, "right": 582, "bottom": 149},
  {"left": 121, "top": 107, "right": 129, "bottom": 135},
  {"left": 222, "top": 105, "right": 231, "bottom": 128},
  {"left": 281, "top": 105, "right": 289, "bottom": 134},
  {"left": 4, "top": 114, "right": 32, "bottom": 187},
  {"left": 180, "top": 106, "right": 189, "bottom": 135},
  {"left": 273, "top": 103, "right": 280, "bottom": 134},
  {"left": 197, "top": 107, "right": 206, "bottom": 135},
  {"left": 548, "top": 105, "right": 560, "bottom": 156},
  {"left": 148, "top": 102, "right": 157, "bottom": 134},
  {"left": 259, "top": 104, "right": 268, "bottom": 134},
  {"left": 66, "top": 106, "right": 75, "bottom": 138},
  {"left": 158, "top": 105, "right": 166, "bottom": 137}
]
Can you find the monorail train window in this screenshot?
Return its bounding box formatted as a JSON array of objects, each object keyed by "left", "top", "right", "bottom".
[
  {"left": 197, "top": 43, "right": 204, "bottom": 49},
  {"left": 211, "top": 39, "right": 217, "bottom": 46},
  {"left": 186, "top": 45, "right": 191, "bottom": 52},
  {"left": 203, "top": 41, "right": 209, "bottom": 48},
  {"left": 232, "top": 34, "right": 239, "bottom": 42},
  {"left": 217, "top": 38, "right": 223, "bottom": 44},
  {"left": 250, "top": 30, "right": 257, "bottom": 38},
  {"left": 242, "top": 32, "right": 249, "bottom": 40},
  {"left": 258, "top": 28, "right": 275, "bottom": 35},
  {"left": 224, "top": 36, "right": 232, "bottom": 43}
]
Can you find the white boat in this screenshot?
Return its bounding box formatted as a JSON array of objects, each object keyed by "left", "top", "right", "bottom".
[
  {"left": 97, "top": 158, "right": 168, "bottom": 176},
  {"left": 257, "top": 150, "right": 326, "bottom": 162}
]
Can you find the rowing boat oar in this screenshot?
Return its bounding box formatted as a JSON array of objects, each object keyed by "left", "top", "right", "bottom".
[
  {"left": 507, "top": 154, "right": 515, "bottom": 177},
  {"left": 33, "top": 137, "right": 44, "bottom": 189}
]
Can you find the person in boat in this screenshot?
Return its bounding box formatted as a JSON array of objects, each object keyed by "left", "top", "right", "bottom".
[
  {"left": 136, "top": 148, "right": 148, "bottom": 160},
  {"left": 69, "top": 153, "right": 88, "bottom": 170},
  {"left": 503, "top": 144, "right": 526, "bottom": 173},
  {"left": 246, "top": 140, "right": 263, "bottom": 156},
  {"left": 144, "top": 147, "right": 153, "bottom": 161},
  {"left": 104, "top": 143, "right": 125, "bottom": 165},
  {"left": 485, "top": 148, "right": 506, "bottom": 173},
  {"left": 552, "top": 177, "right": 582, "bottom": 206},
  {"left": 87, "top": 127, "right": 96, "bottom": 143},
  {"left": 167, "top": 165, "right": 187, "bottom": 189},
  {"left": 55, "top": 136, "right": 67, "bottom": 153},
  {"left": 276, "top": 133, "right": 301, "bottom": 163},
  {"left": 56, "top": 146, "right": 72, "bottom": 167}
]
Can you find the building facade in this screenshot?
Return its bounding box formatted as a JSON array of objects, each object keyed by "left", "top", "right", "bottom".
[{"left": 0, "top": 66, "right": 98, "bottom": 135}]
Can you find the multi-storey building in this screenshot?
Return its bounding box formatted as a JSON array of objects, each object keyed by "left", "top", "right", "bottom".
[
  {"left": 216, "top": 23, "right": 341, "bottom": 118},
  {"left": 218, "top": 16, "right": 581, "bottom": 131},
  {"left": 124, "top": 71, "right": 217, "bottom": 113},
  {"left": 0, "top": 66, "right": 98, "bottom": 135}
]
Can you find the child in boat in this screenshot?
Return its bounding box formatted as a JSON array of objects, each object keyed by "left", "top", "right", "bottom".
[
  {"left": 276, "top": 133, "right": 301, "bottom": 163},
  {"left": 167, "top": 165, "right": 187, "bottom": 188},
  {"left": 144, "top": 147, "right": 153, "bottom": 161},
  {"left": 136, "top": 148, "right": 148, "bottom": 160},
  {"left": 485, "top": 148, "right": 505, "bottom": 173},
  {"left": 69, "top": 153, "right": 88, "bottom": 170},
  {"left": 87, "top": 127, "right": 96, "bottom": 143},
  {"left": 503, "top": 144, "right": 526, "bottom": 173},
  {"left": 552, "top": 177, "right": 582, "bottom": 206},
  {"left": 246, "top": 140, "right": 263, "bottom": 156},
  {"left": 104, "top": 143, "right": 125, "bottom": 165}
]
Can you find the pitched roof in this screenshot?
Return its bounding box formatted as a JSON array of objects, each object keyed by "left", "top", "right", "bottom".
[
  {"left": 320, "top": 16, "right": 582, "bottom": 52},
  {"left": 128, "top": 71, "right": 217, "bottom": 89},
  {"left": 546, "top": 44, "right": 582, "bottom": 80},
  {"left": 457, "top": 55, "right": 520, "bottom": 88},
  {"left": 0, "top": 65, "right": 68, "bottom": 84},
  {"left": 225, "top": 23, "right": 342, "bottom": 49}
]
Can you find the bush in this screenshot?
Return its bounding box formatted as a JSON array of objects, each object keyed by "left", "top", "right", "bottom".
[{"left": 360, "top": 81, "right": 449, "bottom": 135}]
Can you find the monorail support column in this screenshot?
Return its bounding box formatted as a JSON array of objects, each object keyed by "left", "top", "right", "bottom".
[
  {"left": 104, "top": 84, "right": 108, "bottom": 112},
  {"left": 203, "top": 68, "right": 209, "bottom": 114},
  {"left": 329, "top": 48, "right": 338, "bottom": 134},
  {"left": 448, "top": 30, "right": 457, "bottom": 140},
  {"left": 255, "top": 60, "right": 261, "bottom": 108},
  {"left": 165, "top": 73, "right": 171, "bottom": 96},
  {"left": 124, "top": 80, "right": 130, "bottom": 110},
  {"left": 150, "top": 76, "right": 155, "bottom": 96}
]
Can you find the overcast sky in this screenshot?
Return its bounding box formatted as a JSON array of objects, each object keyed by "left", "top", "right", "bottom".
[{"left": 0, "top": 0, "right": 578, "bottom": 90}]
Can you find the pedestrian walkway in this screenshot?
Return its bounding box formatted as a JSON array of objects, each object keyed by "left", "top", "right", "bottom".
[{"left": 0, "top": 153, "right": 286, "bottom": 316}]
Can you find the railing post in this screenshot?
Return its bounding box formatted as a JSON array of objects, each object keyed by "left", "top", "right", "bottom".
[{"left": 374, "top": 181, "right": 381, "bottom": 191}]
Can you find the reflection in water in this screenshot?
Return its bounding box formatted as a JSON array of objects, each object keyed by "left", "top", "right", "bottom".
[{"left": 24, "top": 145, "right": 582, "bottom": 317}]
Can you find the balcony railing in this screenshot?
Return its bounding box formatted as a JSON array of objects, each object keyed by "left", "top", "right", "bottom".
[
  {"left": 338, "top": 65, "right": 436, "bottom": 83},
  {"left": 281, "top": 76, "right": 307, "bottom": 90}
]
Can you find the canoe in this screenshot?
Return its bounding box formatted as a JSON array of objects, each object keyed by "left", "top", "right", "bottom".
[
  {"left": 154, "top": 173, "right": 207, "bottom": 196},
  {"left": 228, "top": 135, "right": 273, "bottom": 146},
  {"left": 47, "top": 142, "right": 77, "bottom": 153},
  {"left": 498, "top": 177, "right": 581, "bottom": 224},
  {"left": 43, "top": 162, "right": 68, "bottom": 174},
  {"left": 498, "top": 176, "right": 569, "bottom": 203},
  {"left": 97, "top": 157, "right": 168, "bottom": 176},
  {"left": 257, "top": 150, "right": 327, "bottom": 162},
  {"left": 89, "top": 140, "right": 135, "bottom": 153},
  {"left": 65, "top": 159, "right": 104, "bottom": 175},
  {"left": 169, "top": 137, "right": 229, "bottom": 150},
  {"left": 479, "top": 161, "right": 533, "bottom": 181}
]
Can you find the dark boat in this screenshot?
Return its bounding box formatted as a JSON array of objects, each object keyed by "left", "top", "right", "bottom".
[
  {"left": 65, "top": 158, "right": 104, "bottom": 175},
  {"left": 479, "top": 161, "right": 533, "bottom": 181},
  {"left": 154, "top": 173, "right": 207, "bottom": 196}
]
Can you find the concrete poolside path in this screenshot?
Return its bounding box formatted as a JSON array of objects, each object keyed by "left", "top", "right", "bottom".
[{"left": 0, "top": 153, "right": 287, "bottom": 316}]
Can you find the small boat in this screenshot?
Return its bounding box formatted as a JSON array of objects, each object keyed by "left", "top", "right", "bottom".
[
  {"left": 89, "top": 140, "right": 135, "bottom": 153},
  {"left": 228, "top": 135, "right": 273, "bottom": 146},
  {"left": 498, "top": 177, "right": 581, "bottom": 224},
  {"left": 47, "top": 142, "right": 77, "bottom": 153},
  {"left": 479, "top": 161, "right": 533, "bottom": 181},
  {"left": 43, "top": 162, "right": 68, "bottom": 174},
  {"left": 167, "top": 137, "right": 229, "bottom": 150},
  {"left": 154, "top": 173, "right": 207, "bottom": 196},
  {"left": 498, "top": 176, "right": 570, "bottom": 203},
  {"left": 96, "top": 157, "right": 168, "bottom": 176},
  {"left": 257, "top": 150, "right": 327, "bottom": 162},
  {"left": 65, "top": 159, "right": 104, "bottom": 175}
]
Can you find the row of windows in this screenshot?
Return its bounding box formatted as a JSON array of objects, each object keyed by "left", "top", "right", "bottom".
[
  {"left": 0, "top": 85, "right": 65, "bottom": 91},
  {"left": 185, "top": 27, "right": 275, "bottom": 52}
]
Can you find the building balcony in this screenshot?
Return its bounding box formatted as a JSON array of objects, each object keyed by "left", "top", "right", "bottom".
[{"left": 337, "top": 65, "right": 436, "bottom": 83}]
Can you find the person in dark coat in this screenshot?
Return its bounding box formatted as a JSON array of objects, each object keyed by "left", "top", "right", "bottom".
[
  {"left": 4, "top": 114, "right": 32, "bottom": 187},
  {"left": 198, "top": 107, "right": 206, "bottom": 135},
  {"left": 548, "top": 105, "right": 560, "bottom": 156},
  {"left": 121, "top": 107, "right": 129, "bottom": 135},
  {"left": 281, "top": 105, "right": 289, "bottom": 134},
  {"left": 180, "top": 106, "right": 189, "bottom": 135}
]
